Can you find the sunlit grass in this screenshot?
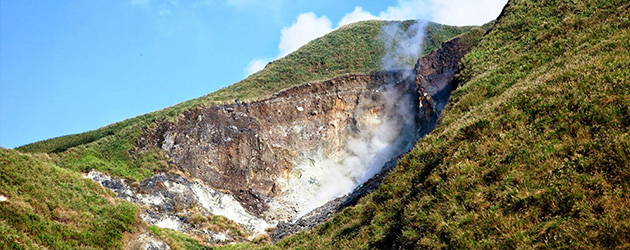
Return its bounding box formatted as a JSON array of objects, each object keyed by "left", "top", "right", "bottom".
[
  {"left": 249, "top": 0, "right": 630, "bottom": 249},
  {"left": 7, "top": 1, "right": 629, "bottom": 245},
  {"left": 0, "top": 149, "right": 140, "bottom": 249},
  {"left": 3, "top": 20, "right": 478, "bottom": 249}
]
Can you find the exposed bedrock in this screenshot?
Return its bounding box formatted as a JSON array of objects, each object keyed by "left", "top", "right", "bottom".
[
  {"left": 122, "top": 35, "right": 476, "bottom": 240},
  {"left": 271, "top": 36, "right": 477, "bottom": 240},
  {"left": 138, "top": 71, "right": 421, "bottom": 221},
  {"left": 416, "top": 36, "right": 473, "bottom": 115},
  {"left": 87, "top": 170, "right": 267, "bottom": 244}
]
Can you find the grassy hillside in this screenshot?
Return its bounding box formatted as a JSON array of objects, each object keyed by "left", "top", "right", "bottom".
[
  {"left": 222, "top": 0, "right": 630, "bottom": 249},
  {"left": 15, "top": 20, "right": 477, "bottom": 182},
  {"left": 205, "top": 21, "right": 480, "bottom": 103},
  {"left": 0, "top": 149, "right": 140, "bottom": 249},
  {"left": 1, "top": 20, "right": 481, "bottom": 249}
]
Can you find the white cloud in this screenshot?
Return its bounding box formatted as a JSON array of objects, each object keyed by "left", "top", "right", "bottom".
[
  {"left": 244, "top": 13, "right": 332, "bottom": 76},
  {"left": 245, "top": 12, "right": 332, "bottom": 76},
  {"left": 429, "top": 0, "right": 507, "bottom": 26},
  {"left": 245, "top": 1, "right": 429, "bottom": 76},
  {"left": 245, "top": 58, "right": 272, "bottom": 75},
  {"left": 379, "top": 0, "right": 430, "bottom": 21},
  {"left": 338, "top": 7, "right": 379, "bottom": 27},
  {"left": 131, "top": 0, "right": 150, "bottom": 6},
  {"left": 244, "top": 0, "right": 507, "bottom": 76},
  {"left": 338, "top": 0, "right": 430, "bottom": 27},
  {"left": 337, "top": 0, "right": 507, "bottom": 27},
  {"left": 278, "top": 12, "right": 333, "bottom": 57}
]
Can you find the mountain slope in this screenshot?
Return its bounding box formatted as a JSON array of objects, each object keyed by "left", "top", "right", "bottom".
[
  {"left": 2, "top": 21, "right": 479, "bottom": 249},
  {"left": 226, "top": 0, "right": 630, "bottom": 249},
  {"left": 0, "top": 149, "right": 140, "bottom": 249},
  {"left": 15, "top": 21, "right": 476, "bottom": 182}
]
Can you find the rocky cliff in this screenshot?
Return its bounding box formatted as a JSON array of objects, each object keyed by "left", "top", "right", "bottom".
[
  {"left": 88, "top": 34, "right": 480, "bottom": 244},
  {"left": 270, "top": 33, "right": 479, "bottom": 240},
  {"left": 136, "top": 71, "right": 420, "bottom": 221}
]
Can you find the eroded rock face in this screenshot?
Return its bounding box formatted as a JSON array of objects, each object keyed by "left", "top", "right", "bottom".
[
  {"left": 116, "top": 36, "right": 479, "bottom": 242},
  {"left": 87, "top": 170, "right": 267, "bottom": 243},
  {"left": 416, "top": 36, "right": 473, "bottom": 114},
  {"left": 138, "top": 72, "right": 422, "bottom": 223},
  {"left": 270, "top": 36, "right": 479, "bottom": 240}
]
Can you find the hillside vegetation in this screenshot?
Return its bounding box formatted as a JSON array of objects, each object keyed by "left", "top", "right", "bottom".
[
  {"left": 225, "top": 0, "right": 629, "bottom": 249},
  {"left": 15, "top": 20, "right": 475, "bottom": 182},
  {"left": 0, "top": 149, "right": 140, "bottom": 249},
  {"left": 6, "top": 0, "right": 626, "bottom": 247},
  {"left": 1, "top": 20, "right": 477, "bottom": 249}
]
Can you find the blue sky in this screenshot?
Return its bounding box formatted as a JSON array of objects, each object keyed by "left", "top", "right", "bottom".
[{"left": 0, "top": 0, "right": 506, "bottom": 148}]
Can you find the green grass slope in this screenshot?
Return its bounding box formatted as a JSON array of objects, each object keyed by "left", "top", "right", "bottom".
[
  {"left": 0, "top": 149, "right": 140, "bottom": 249},
  {"left": 0, "top": 20, "right": 482, "bottom": 249},
  {"left": 15, "top": 20, "right": 477, "bottom": 182},
  {"left": 225, "top": 0, "right": 630, "bottom": 249}
]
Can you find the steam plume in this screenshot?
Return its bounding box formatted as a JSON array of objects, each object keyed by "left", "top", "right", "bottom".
[
  {"left": 286, "top": 20, "right": 428, "bottom": 217},
  {"left": 295, "top": 80, "right": 419, "bottom": 216},
  {"left": 382, "top": 20, "right": 428, "bottom": 71}
]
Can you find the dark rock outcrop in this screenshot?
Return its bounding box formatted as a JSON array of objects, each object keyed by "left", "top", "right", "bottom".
[{"left": 416, "top": 36, "right": 477, "bottom": 114}]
